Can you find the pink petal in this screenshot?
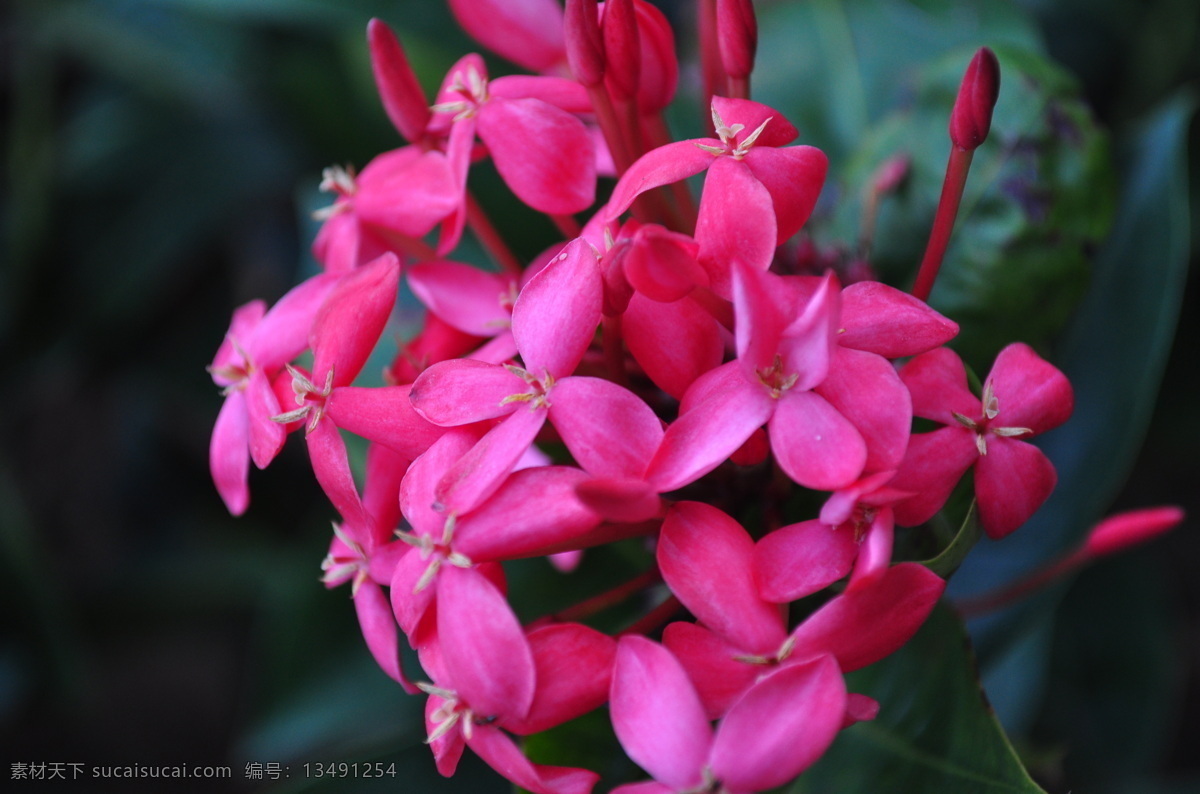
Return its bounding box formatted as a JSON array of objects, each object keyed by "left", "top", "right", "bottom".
[
  {"left": 843, "top": 693, "right": 881, "bottom": 727},
  {"left": 661, "top": 621, "right": 761, "bottom": 720},
  {"left": 778, "top": 272, "right": 840, "bottom": 392},
  {"left": 307, "top": 418, "right": 365, "bottom": 528},
  {"left": 899, "top": 347, "right": 980, "bottom": 425},
  {"left": 753, "top": 520, "right": 858, "bottom": 603},
  {"left": 447, "top": 0, "right": 566, "bottom": 73},
  {"left": 838, "top": 281, "right": 959, "bottom": 358},
  {"left": 454, "top": 466, "right": 602, "bottom": 561},
  {"left": 512, "top": 238, "right": 603, "bottom": 378},
  {"left": 353, "top": 579, "right": 418, "bottom": 693},
  {"left": 210, "top": 391, "right": 250, "bottom": 516},
  {"left": 246, "top": 273, "right": 340, "bottom": 369},
  {"left": 770, "top": 390, "right": 866, "bottom": 491},
  {"left": 710, "top": 96, "right": 798, "bottom": 147},
  {"left": 548, "top": 376, "right": 663, "bottom": 479},
  {"left": 504, "top": 623, "right": 617, "bottom": 735},
  {"left": 355, "top": 149, "right": 459, "bottom": 238},
  {"left": 658, "top": 502, "right": 786, "bottom": 654},
  {"left": 436, "top": 407, "right": 547, "bottom": 515},
  {"left": 889, "top": 427, "right": 978, "bottom": 527},
  {"left": 628, "top": 0, "right": 678, "bottom": 112},
  {"left": 815, "top": 347, "right": 912, "bottom": 472},
  {"left": 410, "top": 359, "right": 526, "bottom": 426},
  {"left": 575, "top": 477, "right": 663, "bottom": 523},
  {"left": 975, "top": 437, "right": 1057, "bottom": 539},
  {"left": 709, "top": 655, "right": 846, "bottom": 791},
  {"left": 400, "top": 429, "right": 477, "bottom": 535},
  {"left": 491, "top": 75, "right": 592, "bottom": 114},
  {"left": 611, "top": 783, "right": 674, "bottom": 794},
  {"left": 849, "top": 509, "right": 895, "bottom": 584},
  {"left": 425, "top": 693, "right": 466, "bottom": 777},
  {"left": 407, "top": 261, "right": 512, "bottom": 336},
  {"left": 367, "top": 18, "right": 430, "bottom": 142},
  {"left": 985, "top": 343, "right": 1074, "bottom": 434},
  {"left": 610, "top": 636, "right": 712, "bottom": 791},
  {"left": 326, "top": 384, "right": 445, "bottom": 459},
  {"left": 787, "top": 562, "right": 945, "bottom": 672},
  {"left": 646, "top": 362, "right": 775, "bottom": 492},
  {"left": 622, "top": 224, "right": 707, "bottom": 302},
  {"left": 438, "top": 566, "right": 536, "bottom": 719},
  {"left": 1084, "top": 506, "right": 1185, "bottom": 558},
  {"left": 695, "top": 156, "right": 776, "bottom": 298},
  {"left": 435, "top": 118, "right": 475, "bottom": 256},
  {"left": 732, "top": 259, "right": 790, "bottom": 376},
  {"left": 211, "top": 300, "right": 264, "bottom": 377},
  {"left": 623, "top": 292, "right": 723, "bottom": 400},
  {"left": 607, "top": 140, "right": 715, "bottom": 220},
  {"left": 389, "top": 549, "right": 436, "bottom": 639},
  {"left": 466, "top": 725, "right": 600, "bottom": 794},
  {"left": 244, "top": 370, "right": 285, "bottom": 469},
  {"left": 478, "top": 98, "right": 596, "bottom": 214},
  {"left": 310, "top": 253, "right": 400, "bottom": 388},
  {"left": 743, "top": 144, "right": 827, "bottom": 244}
]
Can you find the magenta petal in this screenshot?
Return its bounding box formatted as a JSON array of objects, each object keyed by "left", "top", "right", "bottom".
[
  {"left": 211, "top": 391, "right": 250, "bottom": 516},
  {"left": 838, "top": 281, "right": 959, "bottom": 358},
  {"left": 426, "top": 694, "right": 466, "bottom": 777},
  {"left": 548, "top": 376, "right": 663, "bottom": 479},
  {"left": 779, "top": 272, "right": 840, "bottom": 391},
  {"left": 607, "top": 140, "right": 715, "bottom": 219},
  {"left": 246, "top": 273, "right": 340, "bottom": 369},
  {"left": 355, "top": 148, "right": 459, "bottom": 238},
  {"left": 975, "top": 437, "right": 1057, "bottom": 539},
  {"left": 575, "top": 477, "right": 663, "bottom": 523},
  {"left": 367, "top": 19, "right": 430, "bottom": 142},
  {"left": 245, "top": 370, "right": 285, "bottom": 470},
  {"left": 732, "top": 260, "right": 789, "bottom": 376},
  {"left": 311, "top": 253, "right": 400, "bottom": 388},
  {"left": 478, "top": 98, "right": 596, "bottom": 214},
  {"left": 843, "top": 693, "right": 881, "bottom": 728},
  {"left": 709, "top": 655, "right": 846, "bottom": 792},
  {"left": 438, "top": 566, "right": 536, "bottom": 719},
  {"left": 447, "top": 0, "right": 565, "bottom": 73},
  {"left": 622, "top": 225, "right": 706, "bottom": 302},
  {"left": 326, "top": 385, "right": 445, "bottom": 459},
  {"left": 212, "top": 300, "right": 264, "bottom": 376},
  {"left": 401, "top": 430, "right": 477, "bottom": 535},
  {"left": 623, "top": 292, "right": 724, "bottom": 400},
  {"left": 890, "top": 427, "right": 977, "bottom": 527},
  {"left": 353, "top": 579, "right": 418, "bottom": 693},
  {"left": 661, "top": 621, "right": 760, "bottom": 720},
  {"left": 610, "top": 636, "right": 712, "bottom": 791},
  {"left": 787, "top": 562, "right": 946, "bottom": 672},
  {"left": 770, "top": 390, "right": 866, "bottom": 491},
  {"left": 743, "top": 145, "right": 827, "bottom": 244},
  {"left": 454, "top": 466, "right": 601, "bottom": 561},
  {"left": 816, "top": 347, "right": 912, "bottom": 472},
  {"left": 466, "top": 725, "right": 599, "bottom": 794},
  {"left": 504, "top": 623, "right": 616, "bottom": 735},
  {"left": 849, "top": 509, "right": 895, "bottom": 584},
  {"left": 491, "top": 75, "right": 592, "bottom": 114},
  {"left": 512, "top": 238, "right": 603, "bottom": 378},
  {"left": 307, "top": 419, "right": 365, "bottom": 528},
  {"left": 410, "top": 359, "right": 526, "bottom": 426},
  {"left": 899, "top": 347, "right": 980, "bottom": 425},
  {"left": 437, "top": 407, "right": 547, "bottom": 515},
  {"left": 646, "top": 363, "right": 775, "bottom": 492},
  {"left": 658, "top": 502, "right": 787, "bottom": 654},
  {"left": 408, "top": 261, "right": 512, "bottom": 336},
  {"left": 389, "top": 549, "right": 436, "bottom": 639},
  {"left": 986, "top": 343, "right": 1074, "bottom": 434},
  {"left": 711, "top": 97, "right": 798, "bottom": 147},
  {"left": 753, "top": 520, "right": 858, "bottom": 603},
  {"left": 695, "top": 156, "right": 776, "bottom": 298},
  {"left": 611, "top": 783, "right": 674, "bottom": 794}
]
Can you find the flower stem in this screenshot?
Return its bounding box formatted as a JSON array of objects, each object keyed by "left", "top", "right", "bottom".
[
  {"left": 954, "top": 549, "right": 1087, "bottom": 618},
  {"left": 619, "top": 595, "right": 682, "bottom": 637},
  {"left": 553, "top": 568, "right": 663, "bottom": 622},
  {"left": 466, "top": 191, "right": 523, "bottom": 276},
  {"left": 911, "top": 146, "right": 973, "bottom": 302}
]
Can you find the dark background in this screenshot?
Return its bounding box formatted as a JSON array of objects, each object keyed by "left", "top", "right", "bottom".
[{"left": 2, "top": 0, "right": 1197, "bottom": 791}]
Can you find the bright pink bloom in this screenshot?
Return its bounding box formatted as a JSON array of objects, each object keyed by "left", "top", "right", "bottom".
[
  {"left": 891, "top": 343, "right": 1074, "bottom": 538},
  {"left": 208, "top": 272, "right": 338, "bottom": 514},
  {"left": 610, "top": 635, "right": 846, "bottom": 793},
  {"left": 1083, "top": 506, "right": 1184, "bottom": 559}
]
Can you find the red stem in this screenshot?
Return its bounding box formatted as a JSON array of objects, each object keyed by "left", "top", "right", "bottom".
[
  {"left": 954, "top": 548, "right": 1088, "bottom": 619},
  {"left": 619, "top": 595, "right": 682, "bottom": 637},
  {"left": 466, "top": 192, "right": 523, "bottom": 277},
  {"left": 553, "top": 568, "right": 663, "bottom": 622},
  {"left": 911, "top": 146, "right": 974, "bottom": 302}
]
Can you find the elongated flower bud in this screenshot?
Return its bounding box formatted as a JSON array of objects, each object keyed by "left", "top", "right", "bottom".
[
  {"left": 949, "top": 46, "right": 1000, "bottom": 150},
  {"left": 716, "top": 0, "right": 757, "bottom": 80},
  {"left": 603, "top": 0, "right": 640, "bottom": 101},
  {"left": 1083, "top": 506, "right": 1184, "bottom": 559},
  {"left": 565, "top": 0, "right": 605, "bottom": 87},
  {"left": 367, "top": 19, "right": 430, "bottom": 143}
]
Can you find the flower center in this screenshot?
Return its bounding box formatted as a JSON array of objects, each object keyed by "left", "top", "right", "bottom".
[
  {"left": 272, "top": 364, "right": 335, "bottom": 434},
  {"left": 500, "top": 365, "right": 555, "bottom": 410},
  {"left": 430, "top": 66, "right": 489, "bottom": 120},
  {"left": 951, "top": 381, "right": 1033, "bottom": 455},
  {"left": 756, "top": 354, "right": 799, "bottom": 399}
]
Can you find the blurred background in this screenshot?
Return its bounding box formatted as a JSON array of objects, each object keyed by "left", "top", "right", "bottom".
[{"left": 1, "top": 0, "right": 1196, "bottom": 791}]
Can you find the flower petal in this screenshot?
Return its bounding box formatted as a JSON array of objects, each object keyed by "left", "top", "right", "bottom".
[
  {"left": 753, "top": 519, "right": 858, "bottom": 603},
  {"left": 975, "top": 437, "right": 1057, "bottom": 539},
  {"left": 770, "top": 390, "right": 866, "bottom": 491}
]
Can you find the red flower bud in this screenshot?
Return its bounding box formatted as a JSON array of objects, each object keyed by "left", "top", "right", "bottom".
[
  {"left": 716, "top": 0, "right": 757, "bottom": 80},
  {"left": 565, "top": 0, "right": 605, "bottom": 87},
  {"left": 1083, "top": 506, "right": 1184, "bottom": 559},
  {"left": 949, "top": 47, "right": 1000, "bottom": 151},
  {"left": 367, "top": 19, "right": 431, "bottom": 144}
]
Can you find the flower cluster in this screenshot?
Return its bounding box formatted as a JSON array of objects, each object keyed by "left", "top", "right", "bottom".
[{"left": 205, "top": 2, "right": 1175, "bottom": 791}]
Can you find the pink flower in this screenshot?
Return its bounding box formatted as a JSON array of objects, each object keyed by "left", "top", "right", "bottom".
[{"left": 891, "top": 343, "right": 1074, "bottom": 538}]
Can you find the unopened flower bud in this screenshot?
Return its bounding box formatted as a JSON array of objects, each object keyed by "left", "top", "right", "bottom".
[
  {"left": 565, "top": 0, "right": 605, "bottom": 87},
  {"left": 367, "top": 19, "right": 431, "bottom": 143},
  {"left": 717, "top": 0, "right": 757, "bottom": 80},
  {"left": 603, "top": 0, "right": 641, "bottom": 100},
  {"left": 949, "top": 47, "right": 1000, "bottom": 151},
  {"left": 1083, "top": 506, "right": 1184, "bottom": 559}
]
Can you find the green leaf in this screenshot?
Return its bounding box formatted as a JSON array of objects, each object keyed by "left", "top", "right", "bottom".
[{"left": 785, "top": 604, "right": 1046, "bottom": 793}]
